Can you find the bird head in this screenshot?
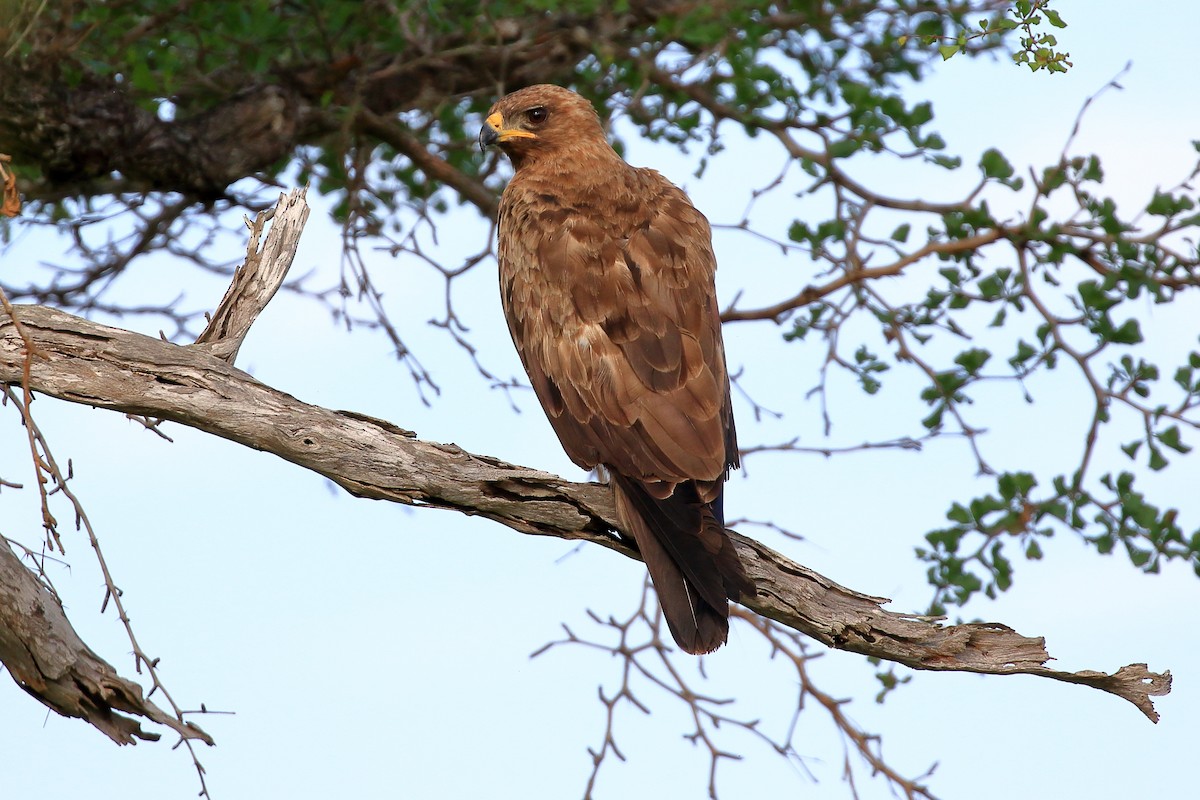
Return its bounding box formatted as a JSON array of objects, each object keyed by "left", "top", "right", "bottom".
[{"left": 479, "top": 85, "right": 606, "bottom": 167}]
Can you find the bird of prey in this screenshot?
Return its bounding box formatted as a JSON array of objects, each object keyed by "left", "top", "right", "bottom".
[{"left": 480, "top": 84, "right": 752, "bottom": 654}]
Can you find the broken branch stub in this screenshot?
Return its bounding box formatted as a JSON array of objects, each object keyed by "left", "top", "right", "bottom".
[
  {"left": 194, "top": 187, "right": 310, "bottom": 363},
  {"left": 0, "top": 186, "right": 1172, "bottom": 745},
  {"left": 0, "top": 301, "right": 1173, "bottom": 725},
  {"left": 0, "top": 534, "right": 213, "bottom": 745}
]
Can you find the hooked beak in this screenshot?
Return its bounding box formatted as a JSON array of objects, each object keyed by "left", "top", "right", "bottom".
[{"left": 479, "top": 111, "right": 537, "bottom": 151}]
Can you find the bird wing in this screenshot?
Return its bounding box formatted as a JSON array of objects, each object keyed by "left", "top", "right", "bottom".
[{"left": 499, "top": 170, "right": 736, "bottom": 495}]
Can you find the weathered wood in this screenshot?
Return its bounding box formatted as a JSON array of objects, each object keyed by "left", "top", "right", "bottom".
[
  {"left": 0, "top": 533, "right": 213, "bottom": 745},
  {"left": 0, "top": 302, "right": 1173, "bottom": 726},
  {"left": 195, "top": 187, "right": 310, "bottom": 363}
]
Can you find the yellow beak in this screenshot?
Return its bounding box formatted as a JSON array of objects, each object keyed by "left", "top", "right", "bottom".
[{"left": 479, "top": 111, "right": 538, "bottom": 150}]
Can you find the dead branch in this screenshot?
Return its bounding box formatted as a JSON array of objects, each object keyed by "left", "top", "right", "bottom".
[
  {"left": 195, "top": 187, "right": 310, "bottom": 363},
  {"left": 0, "top": 531, "right": 213, "bottom": 746},
  {"left": 0, "top": 302, "right": 1172, "bottom": 725}
]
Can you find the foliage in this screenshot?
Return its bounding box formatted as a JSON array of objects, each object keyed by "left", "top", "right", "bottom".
[
  {"left": 932, "top": 0, "right": 1071, "bottom": 71},
  {"left": 0, "top": 0, "right": 1195, "bottom": 797}
]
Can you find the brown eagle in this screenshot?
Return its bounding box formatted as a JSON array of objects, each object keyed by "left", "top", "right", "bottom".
[{"left": 480, "top": 85, "right": 752, "bottom": 654}]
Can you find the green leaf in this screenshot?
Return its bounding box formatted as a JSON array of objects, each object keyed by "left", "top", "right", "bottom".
[
  {"left": 954, "top": 348, "right": 991, "bottom": 375},
  {"left": 979, "top": 148, "right": 1014, "bottom": 180},
  {"left": 1128, "top": 546, "right": 1152, "bottom": 568},
  {"left": 929, "top": 153, "right": 963, "bottom": 170},
  {"left": 1077, "top": 280, "right": 1116, "bottom": 312},
  {"left": 938, "top": 44, "right": 961, "bottom": 61},
  {"left": 977, "top": 273, "right": 1005, "bottom": 299},
  {"left": 922, "top": 405, "right": 945, "bottom": 430},
  {"left": 946, "top": 503, "right": 972, "bottom": 524},
  {"left": 927, "top": 527, "right": 966, "bottom": 552},
  {"left": 992, "top": 543, "right": 1013, "bottom": 591},
  {"left": 1010, "top": 340, "right": 1038, "bottom": 367},
  {"left": 1040, "top": 165, "right": 1067, "bottom": 193},
  {"left": 1109, "top": 319, "right": 1143, "bottom": 345},
  {"left": 998, "top": 472, "right": 1035, "bottom": 500},
  {"left": 1158, "top": 425, "right": 1192, "bottom": 454},
  {"left": 1146, "top": 190, "right": 1195, "bottom": 217},
  {"left": 922, "top": 132, "right": 946, "bottom": 150},
  {"left": 828, "top": 138, "right": 860, "bottom": 158},
  {"left": 970, "top": 494, "right": 1006, "bottom": 518},
  {"left": 1173, "top": 366, "right": 1195, "bottom": 392},
  {"left": 787, "top": 220, "right": 811, "bottom": 242}
]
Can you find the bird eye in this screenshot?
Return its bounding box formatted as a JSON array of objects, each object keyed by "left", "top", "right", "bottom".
[{"left": 526, "top": 106, "right": 548, "bottom": 125}]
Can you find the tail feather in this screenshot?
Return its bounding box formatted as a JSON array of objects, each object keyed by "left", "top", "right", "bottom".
[{"left": 611, "top": 474, "right": 752, "bottom": 654}]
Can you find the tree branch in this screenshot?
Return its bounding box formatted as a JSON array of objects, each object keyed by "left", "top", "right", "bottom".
[
  {"left": 194, "top": 187, "right": 310, "bottom": 363},
  {"left": 720, "top": 229, "right": 1005, "bottom": 324},
  {"left": 0, "top": 302, "right": 1172, "bottom": 725},
  {"left": 356, "top": 111, "right": 500, "bottom": 218},
  {"left": 0, "top": 532, "right": 213, "bottom": 746}
]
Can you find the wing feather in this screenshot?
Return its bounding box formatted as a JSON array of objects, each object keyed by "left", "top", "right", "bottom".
[
  {"left": 490, "top": 84, "right": 751, "bottom": 654},
  {"left": 500, "top": 173, "right": 734, "bottom": 484},
  {"left": 497, "top": 155, "right": 748, "bottom": 653}
]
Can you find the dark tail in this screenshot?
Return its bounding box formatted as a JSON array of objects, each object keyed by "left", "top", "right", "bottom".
[{"left": 611, "top": 474, "right": 752, "bottom": 654}]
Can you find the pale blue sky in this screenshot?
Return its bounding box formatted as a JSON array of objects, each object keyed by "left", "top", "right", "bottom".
[{"left": 1, "top": 2, "right": 1196, "bottom": 798}]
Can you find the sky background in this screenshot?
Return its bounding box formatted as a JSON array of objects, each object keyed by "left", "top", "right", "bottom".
[{"left": 1, "top": 2, "right": 1197, "bottom": 798}]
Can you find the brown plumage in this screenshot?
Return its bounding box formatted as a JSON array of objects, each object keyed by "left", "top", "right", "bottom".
[{"left": 480, "top": 85, "right": 752, "bottom": 654}]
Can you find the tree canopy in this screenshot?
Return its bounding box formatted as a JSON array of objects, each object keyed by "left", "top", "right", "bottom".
[{"left": 0, "top": 1, "right": 1193, "bottom": 798}]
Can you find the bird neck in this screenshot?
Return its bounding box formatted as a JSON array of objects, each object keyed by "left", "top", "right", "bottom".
[{"left": 512, "top": 141, "right": 628, "bottom": 186}]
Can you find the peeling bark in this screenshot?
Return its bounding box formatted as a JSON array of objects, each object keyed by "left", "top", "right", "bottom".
[
  {"left": 0, "top": 64, "right": 299, "bottom": 200},
  {"left": 0, "top": 534, "right": 213, "bottom": 745},
  {"left": 0, "top": 301, "right": 1173, "bottom": 725},
  {"left": 194, "top": 188, "right": 310, "bottom": 362},
  {"left": 0, "top": 7, "right": 648, "bottom": 203},
  {"left": 0, "top": 190, "right": 1174, "bottom": 740}
]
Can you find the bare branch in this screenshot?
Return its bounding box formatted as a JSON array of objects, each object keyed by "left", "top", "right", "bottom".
[
  {"left": 195, "top": 187, "right": 310, "bottom": 363},
  {"left": 0, "top": 302, "right": 1172, "bottom": 723},
  {"left": 0, "top": 531, "right": 214, "bottom": 747},
  {"left": 721, "top": 230, "right": 1005, "bottom": 324},
  {"left": 357, "top": 111, "right": 500, "bottom": 218}
]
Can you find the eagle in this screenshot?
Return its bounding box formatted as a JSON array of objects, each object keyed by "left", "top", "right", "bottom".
[{"left": 480, "top": 85, "right": 752, "bottom": 654}]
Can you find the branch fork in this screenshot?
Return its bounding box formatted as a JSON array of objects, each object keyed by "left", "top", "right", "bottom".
[{"left": 0, "top": 189, "right": 1172, "bottom": 756}]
